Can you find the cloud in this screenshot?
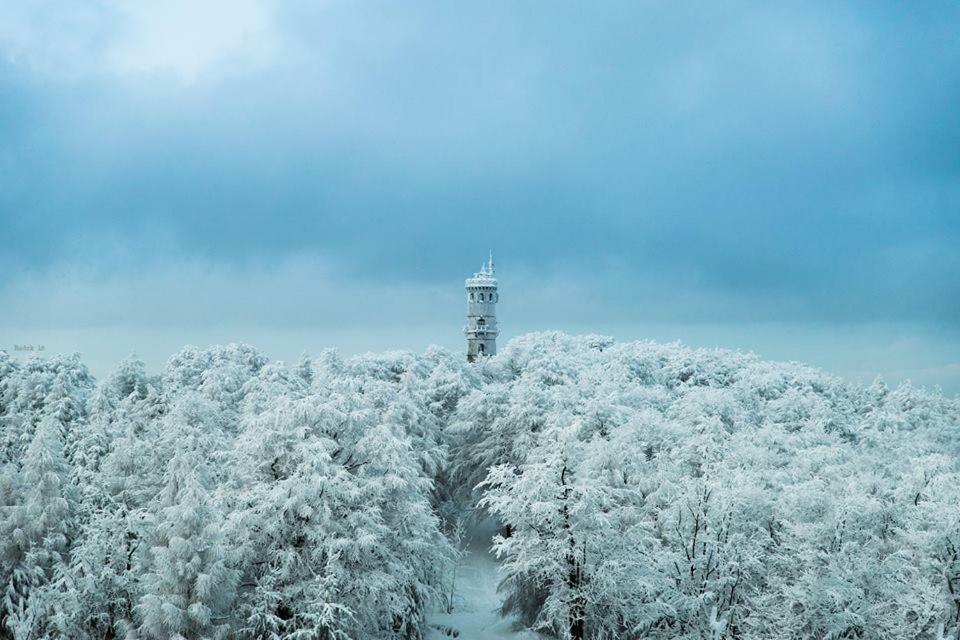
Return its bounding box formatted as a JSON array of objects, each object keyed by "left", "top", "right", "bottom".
[
  {"left": 0, "top": 1, "right": 957, "bottom": 389},
  {"left": 0, "top": 0, "right": 279, "bottom": 80},
  {"left": 0, "top": 1, "right": 116, "bottom": 77},
  {"left": 104, "top": 0, "right": 280, "bottom": 81}
]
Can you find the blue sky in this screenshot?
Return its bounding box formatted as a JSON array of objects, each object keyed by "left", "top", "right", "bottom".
[{"left": 1, "top": 1, "right": 958, "bottom": 393}]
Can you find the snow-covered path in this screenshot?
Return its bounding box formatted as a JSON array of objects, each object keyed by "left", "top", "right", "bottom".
[{"left": 426, "top": 522, "right": 545, "bottom": 640}]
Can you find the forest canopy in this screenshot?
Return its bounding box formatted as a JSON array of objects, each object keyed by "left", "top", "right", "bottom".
[{"left": 1, "top": 332, "right": 958, "bottom": 640}]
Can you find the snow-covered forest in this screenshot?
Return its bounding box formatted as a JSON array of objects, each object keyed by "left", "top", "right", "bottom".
[{"left": 1, "top": 332, "right": 959, "bottom": 640}]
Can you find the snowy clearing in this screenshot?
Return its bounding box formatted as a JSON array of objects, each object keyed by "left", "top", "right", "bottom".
[{"left": 427, "top": 520, "right": 546, "bottom": 640}]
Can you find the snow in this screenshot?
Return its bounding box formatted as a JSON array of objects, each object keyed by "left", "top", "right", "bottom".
[
  {"left": 427, "top": 520, "right": 545, "bottom": 640},
  {"left": 3, "top": 334, "right": 960, "bottom": 638}
]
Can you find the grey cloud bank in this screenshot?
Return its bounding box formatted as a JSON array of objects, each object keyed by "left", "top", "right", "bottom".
[{"left": 1, "top": 1, "right": 957, "bottom": 392}]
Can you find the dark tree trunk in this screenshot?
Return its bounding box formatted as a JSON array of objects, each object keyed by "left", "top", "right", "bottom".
[
  {"left": 567, "top": 539, "right": 585, "bottom": 640},
  {"left": 561, "top": 463, "right": 585, "bottom": 640}
]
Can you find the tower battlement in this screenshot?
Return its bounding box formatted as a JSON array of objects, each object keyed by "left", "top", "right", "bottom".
[{"left": 465, "top": 252, "right": 499, "bottom": 362}]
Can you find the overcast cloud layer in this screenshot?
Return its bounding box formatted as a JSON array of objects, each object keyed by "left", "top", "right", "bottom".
[{"left": 1, "top": 1, "right": 958, "bottom": 392}]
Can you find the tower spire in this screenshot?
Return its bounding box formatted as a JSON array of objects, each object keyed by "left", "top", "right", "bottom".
[{"left": 488, "top": 250, "right": 494, "bottom": 274}]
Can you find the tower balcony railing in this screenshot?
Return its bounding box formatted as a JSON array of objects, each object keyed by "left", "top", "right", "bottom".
[{"left": 463, "top": 326, "right": 500, "bottom": 336}]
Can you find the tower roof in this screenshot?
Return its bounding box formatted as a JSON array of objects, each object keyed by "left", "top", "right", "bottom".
[{"left": 465, "top": 251, "right": 497, "bottom": 287}]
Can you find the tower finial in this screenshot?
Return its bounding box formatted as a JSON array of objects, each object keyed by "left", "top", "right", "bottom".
[{"left": 488, "top": 250, "right": 494, "bottom": 274}]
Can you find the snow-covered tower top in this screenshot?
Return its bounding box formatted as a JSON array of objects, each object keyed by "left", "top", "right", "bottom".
[
  {"left": 464, "top": 252, "right": 499, "bottom": 362},
  {"left": 465, "top": 251, "right": 498, "bottom": 287}
]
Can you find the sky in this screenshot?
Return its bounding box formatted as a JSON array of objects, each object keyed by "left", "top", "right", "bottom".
[{"left": 1, "top": 1, "right": 958, "bottom": 394}]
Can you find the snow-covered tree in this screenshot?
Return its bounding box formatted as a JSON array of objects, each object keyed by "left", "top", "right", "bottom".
[
  {"left": 0, "top": 413, "right": 74, "bottom": 638},
  {"left": 0, "top": 334, "right": 957, "bottom": 639},
  {"left": 136, "top": 426, "right": 237, "bottom": 640}
]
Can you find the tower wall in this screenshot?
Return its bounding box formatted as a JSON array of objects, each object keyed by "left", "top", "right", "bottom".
[{"left": 465, "top": 255, "right": 499, "bottom": 362}]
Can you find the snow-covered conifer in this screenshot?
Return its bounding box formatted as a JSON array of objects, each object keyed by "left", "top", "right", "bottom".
[
  {"left": 136, "top": 429, "right": 237, "bottom": 640},
  {"left": 0, "top": 413, "right": 74, "bottom": 637}
]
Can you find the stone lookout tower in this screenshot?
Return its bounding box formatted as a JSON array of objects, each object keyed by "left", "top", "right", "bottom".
[{"left": 465, "top": 252, "right": 499, "bottom": 362}]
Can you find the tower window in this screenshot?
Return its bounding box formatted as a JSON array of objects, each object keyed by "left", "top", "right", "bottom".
[
  {"left": 479, "top": 293, "right": 484, "bottom": 301},
  {"left": 478, "top": 344, "right": 485, "bottom": 354},
  {"left": 469, "top": 293, "right": 474, "bottom": 301}
]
